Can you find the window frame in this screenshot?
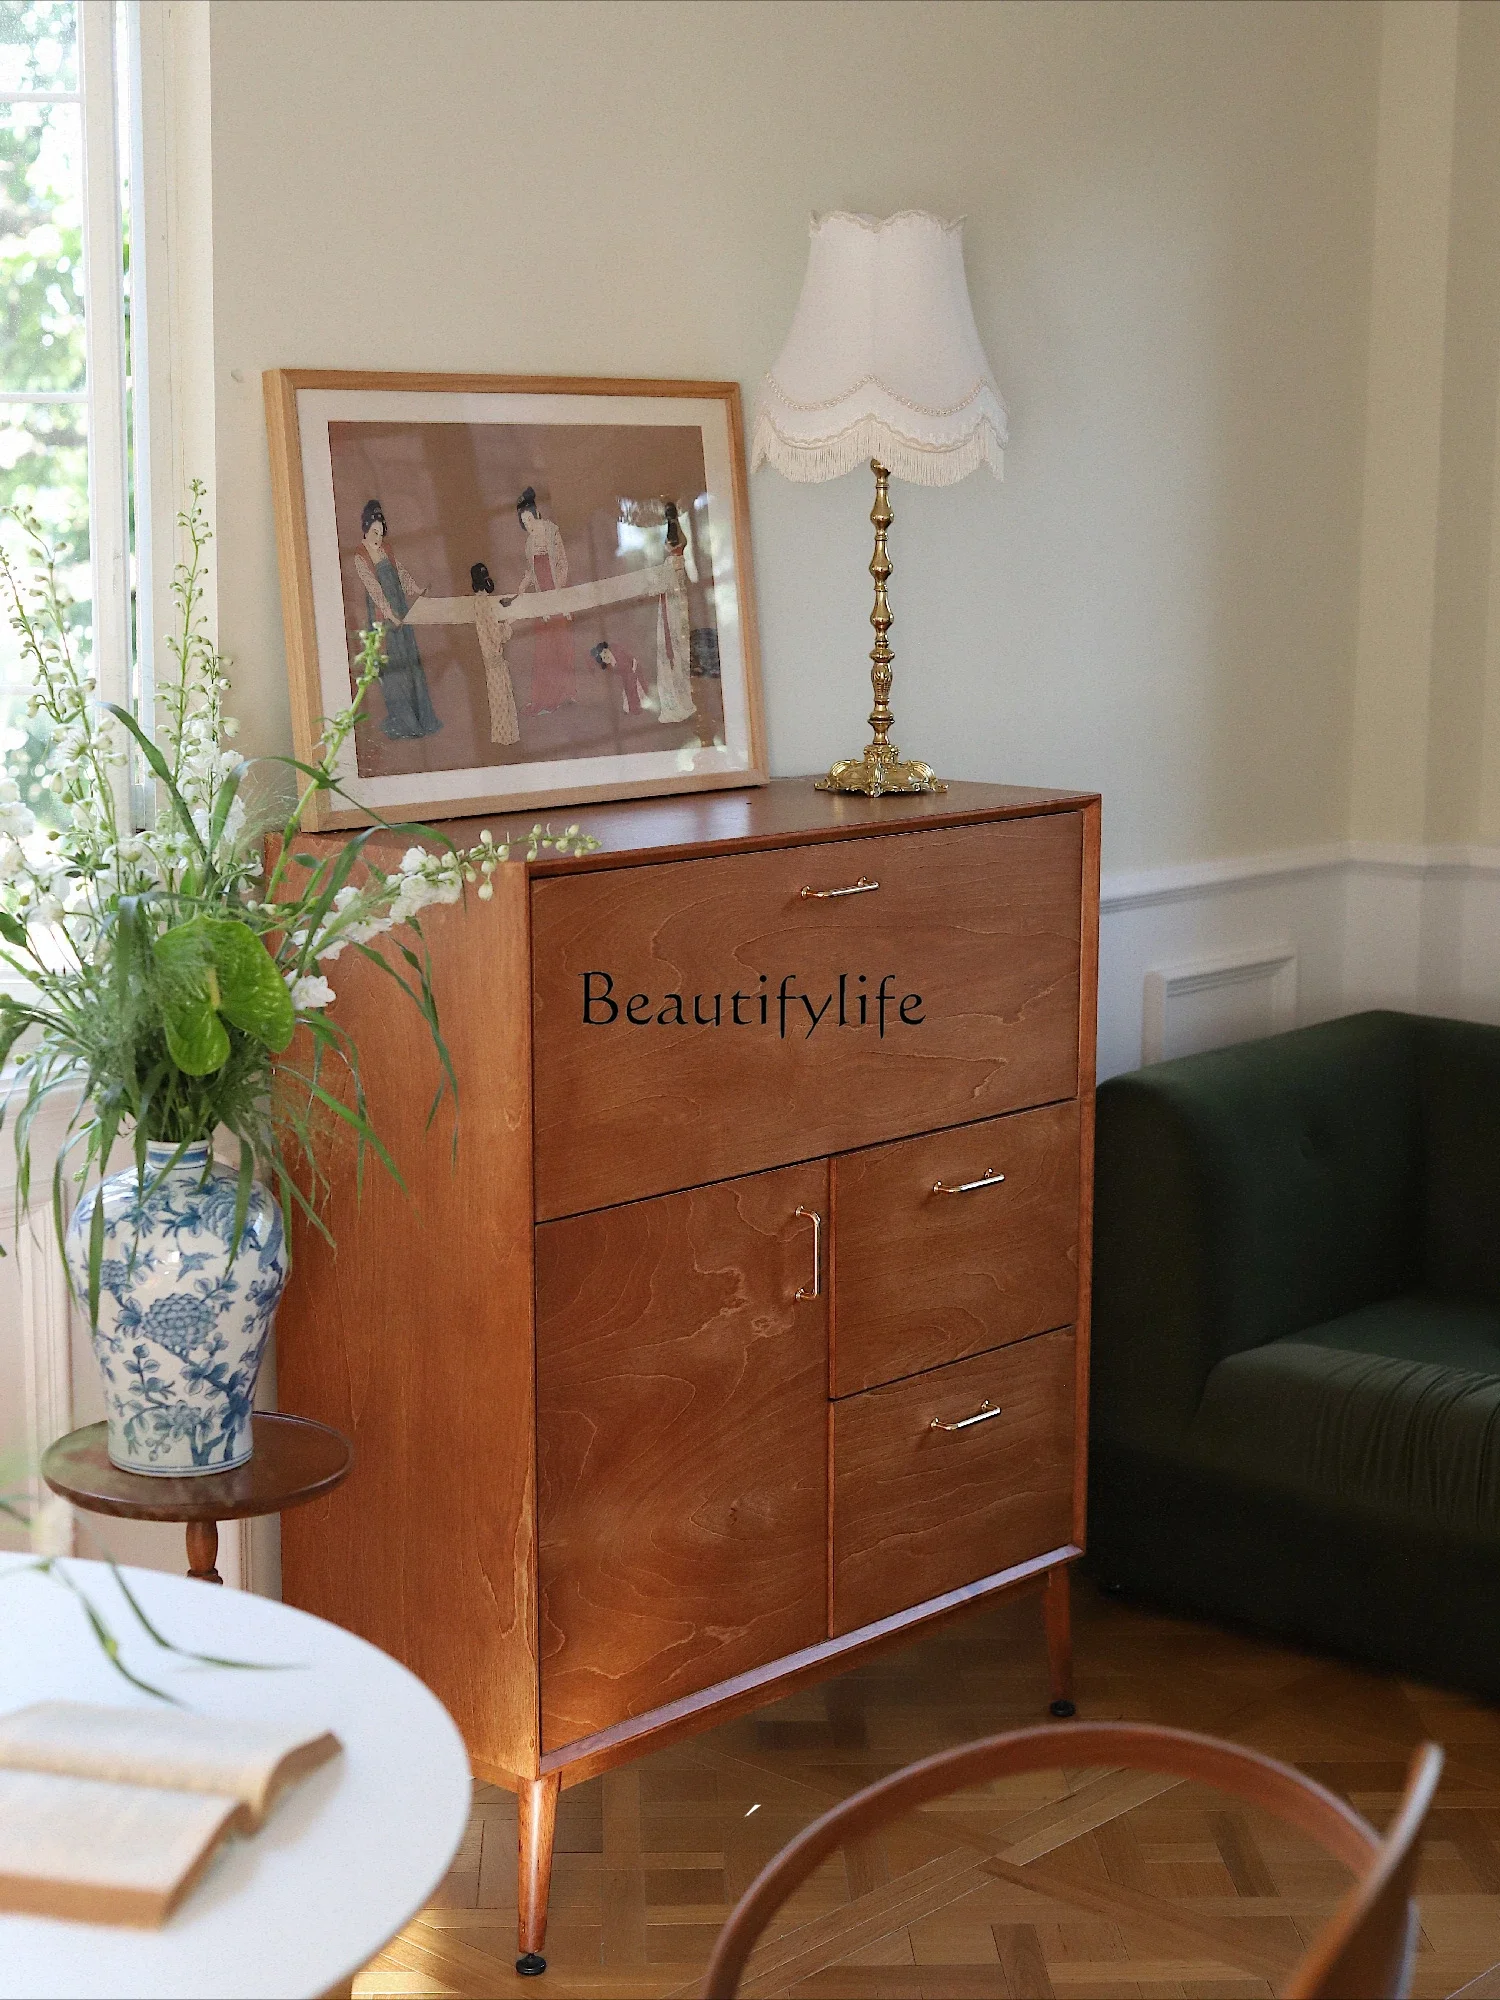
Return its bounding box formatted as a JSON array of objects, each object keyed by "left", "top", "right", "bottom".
[
  {"left": 78, "top": 0, "right": 132, "bottom": 738},
  {"left": 0, "top": 2, "right": 134, "bottom": 818}
]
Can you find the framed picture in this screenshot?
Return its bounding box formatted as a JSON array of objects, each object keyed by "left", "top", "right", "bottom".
[{"left": 264, "top": 371, "right": 767, "bottom": 831}]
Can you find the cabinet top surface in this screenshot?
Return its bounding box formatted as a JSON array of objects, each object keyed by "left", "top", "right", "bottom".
[{"left": 449, "top": 777, "right": 1098, "bottom": 876}]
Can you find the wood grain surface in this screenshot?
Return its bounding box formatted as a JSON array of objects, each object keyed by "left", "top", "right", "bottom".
[
  {"left": 535, "top": 1547, "right": 1073, "bottom": 1786},
  {"left": 536, "top": 1163, "right": 829, "bottom": 1753},
  {"left": 830, "top": 1101, "right": 1080, "bottom": 1397},
  {"left": 519, "top": 777, "right": 1098, "bottom": 874},
  {"left": 832, "top": 1330, "right": 1076, "bottom": 1635},
  {"left": 531, "top": 813, "right": 1084, "bottom": 1219},
  {"left": 276, "top": 864, "right": 542, "bottom": 1783}
]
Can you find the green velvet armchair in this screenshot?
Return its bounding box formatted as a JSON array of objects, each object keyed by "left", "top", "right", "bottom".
[{"left": 1089, "top": 1009, "right": 1500, "bottom": 1696}]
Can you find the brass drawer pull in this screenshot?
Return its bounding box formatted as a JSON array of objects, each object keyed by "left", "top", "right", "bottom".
[
  {"left": 800, "top": 877, "right": 879, "bottom": 900},
  {"left": 932, "top": 1169, "right": 1006, "bottom": 1196},
  {"left": 931, "top": 1399, "right": 1004, "bottom": 1433},
  {"left": 794, "top": 1205, "right": 822, "bottom": 1299}
]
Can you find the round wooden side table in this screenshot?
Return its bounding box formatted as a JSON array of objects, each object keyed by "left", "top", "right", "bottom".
[{"left": 41, "top": 1413, "right": 353, "bottom": 1584}]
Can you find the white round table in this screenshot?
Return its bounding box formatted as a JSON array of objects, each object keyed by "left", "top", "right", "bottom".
[{"left": 0, "top": 1554, "right": 471, "bottom": 2000}]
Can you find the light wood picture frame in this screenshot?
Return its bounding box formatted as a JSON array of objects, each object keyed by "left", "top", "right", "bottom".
[{"left": 264, "top": 371, "right": 768, "bottom": 831}]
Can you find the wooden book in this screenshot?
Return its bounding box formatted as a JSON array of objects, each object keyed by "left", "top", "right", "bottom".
[{"left": 0, "top": 1701, "right": 342, "bottom": 1926}]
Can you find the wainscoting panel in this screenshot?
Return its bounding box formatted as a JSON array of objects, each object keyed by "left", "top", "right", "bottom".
[
  {"left": 1097, "top": 849, "right": 1344, "bottom": 1081},
  {"left": 1141, "top": 944, "right": 1297, "bottom": 1064}
]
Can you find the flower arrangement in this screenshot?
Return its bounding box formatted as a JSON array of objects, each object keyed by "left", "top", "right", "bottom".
[{"left": 0, "top": 486, "right": 598, "bottom": 1320}]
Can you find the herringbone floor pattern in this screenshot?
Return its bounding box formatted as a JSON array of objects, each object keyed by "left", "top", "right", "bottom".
[{"left": 355, "top": 1581, "right": 1500, "bottom": 1999}]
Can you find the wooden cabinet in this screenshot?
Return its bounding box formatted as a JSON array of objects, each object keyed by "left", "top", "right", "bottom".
[{"left": 276, "top": 778, "right": 1100, "bottom": 1974}]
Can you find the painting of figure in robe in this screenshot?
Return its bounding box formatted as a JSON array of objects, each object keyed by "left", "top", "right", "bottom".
[
  {"left": 350, "top": 501, "right": 443, "bottom": 740},
  {"left": 514, "top": 487, "right": 576, "bottom": 714},
  {"left": 325, "top": 427, "right": 728, "bottom": 782},
  {"left": 591, "top": 640, "right": 649, "bottom": 716},
  {"left": 272, "top": 372, "right": 764, "bottom": 826}
]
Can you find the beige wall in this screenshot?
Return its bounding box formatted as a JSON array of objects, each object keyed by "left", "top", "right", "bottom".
[
  {"left": 202, "top": 0, "right": 1383, "bottom": 872},
  {"left": 1428, "top": 0, "right": 1500, "bottom": 847},
  {"left": 1349, "top": 0, "right": 1500, "bottom": 851}
]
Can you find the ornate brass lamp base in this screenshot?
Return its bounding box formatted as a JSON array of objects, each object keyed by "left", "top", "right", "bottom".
[
  {"left": 817, "top": 459, "right": 946, "bottom": 798},
  {"left": 816, "top": 744, "right": 946, "bottom": 796}
]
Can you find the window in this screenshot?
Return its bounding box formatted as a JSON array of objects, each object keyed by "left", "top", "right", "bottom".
[{"left": 0, "top": 0, "right": 132, "bottom": 827}]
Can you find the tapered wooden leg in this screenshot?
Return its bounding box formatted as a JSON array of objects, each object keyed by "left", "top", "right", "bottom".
[
  {"left": 1044, "top": 1564, "right": 1076, "bottom": 1717},
  {"left": 185, "top": 1520, "right": 223, "bottom": 1584},
  {"left": 517, "top": 1771, "right": 560, "bottom": 1975}
]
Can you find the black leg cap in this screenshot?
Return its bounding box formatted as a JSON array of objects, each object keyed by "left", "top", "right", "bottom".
[
  {"left": 516, "top": 1952, "right": 547, "bottom": 1976},
  {"left": 1049, "top": 1698, "right": 1077, "bottom": 1718}
]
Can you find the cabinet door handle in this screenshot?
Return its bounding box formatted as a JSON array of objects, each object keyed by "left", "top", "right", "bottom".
[
  {"left": 930, "top": 1399, "right": 1004, "bottom": 1433},
  {"left": 800, "top": 877, "right": 879, "bottom": 900},
  {"left": 793, "top": 1206, "right": 822, "bottom": 1299},
  {"left": 932, "top": 1169, "right": 1006, "bottom": 1196}
]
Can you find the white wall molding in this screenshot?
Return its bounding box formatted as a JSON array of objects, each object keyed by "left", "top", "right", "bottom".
[
  {"left": 1101, "top": 845, "right": 1345, "bottom": 914},
  {"left": 1102, "top": 838, "right": 1500, "bottom": 913},
  {"left": 1347, "top": 840, "right": 1500, "bottom": 876}
]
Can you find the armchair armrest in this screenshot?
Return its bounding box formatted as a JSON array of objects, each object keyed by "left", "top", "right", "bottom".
[{"left": 1092, "top": 1012, "right": 1423, "bottom": 1455}]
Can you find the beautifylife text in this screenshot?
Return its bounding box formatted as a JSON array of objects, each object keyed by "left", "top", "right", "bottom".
[{"left": 581, "top": 971, "right": 925, "bottom": 1038}]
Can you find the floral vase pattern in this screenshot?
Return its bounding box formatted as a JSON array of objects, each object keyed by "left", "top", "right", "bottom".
[{"left": 65, "top": 1142, "right": 287, "bottom": 1475}]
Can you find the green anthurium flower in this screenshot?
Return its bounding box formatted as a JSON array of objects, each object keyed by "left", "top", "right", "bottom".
[
  {"left": 154, "top": 917, "right": 295, "bottom": 1075},
  {"left": 202, "top": 917, "right": 296, "bottom": 1049}
]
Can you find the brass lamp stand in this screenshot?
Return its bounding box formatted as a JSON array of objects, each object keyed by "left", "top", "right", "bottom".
[{"left": 816, "top": 461, "right": 946, "bottom": 797}]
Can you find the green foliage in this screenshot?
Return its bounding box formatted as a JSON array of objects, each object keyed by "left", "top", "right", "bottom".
[{"left": 0, "top": 485, "right": 601, "bottom": 1323}]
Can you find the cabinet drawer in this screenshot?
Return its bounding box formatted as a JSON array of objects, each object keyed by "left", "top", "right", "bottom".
[
  {"left": 832, "top": 1331, "right": 1075, "bottom": 1635},
  {"left": 536, "top": 1162, "right": 828, "bottom": 1751},
  {"left": 832, "top": 1101, "right": 1080, "bottom": 1396},
  {"left": 531, "top": 812, "right": 1083, "bottom": 1219}
]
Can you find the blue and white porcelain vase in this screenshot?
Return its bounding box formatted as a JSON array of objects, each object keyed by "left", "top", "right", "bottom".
[{"left": 65, "top": 1142, "right": 288, "bottom": 1476}]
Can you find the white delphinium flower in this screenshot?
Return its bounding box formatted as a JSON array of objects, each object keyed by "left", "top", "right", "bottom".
[
  {"left": 0, "top": 782, "right": 35, "bottom": 840},
  {"left": 314, "top": 885, "right": 394, "bottom": 963},
  {"left": 331, "top": 885, "right": 386, "bottom": 943},
  {"left": 288, "top": 973, "right": 336, "bottom": 1011}
]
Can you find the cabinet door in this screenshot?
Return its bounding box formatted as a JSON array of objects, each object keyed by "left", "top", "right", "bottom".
[
  {"left": 537, "top": 1162, "right": 828, "bottom": 1752},
  {"left": 531, "top": 812, "right": 1083, "bottom": 1218}
]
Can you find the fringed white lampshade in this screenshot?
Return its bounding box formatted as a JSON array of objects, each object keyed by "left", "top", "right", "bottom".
[
  {"left": 751, "top": 210, "right": 1007, "bottom": 488},
  {"left": 751, "top": 210, "right": 1008, "bottom": 796}
]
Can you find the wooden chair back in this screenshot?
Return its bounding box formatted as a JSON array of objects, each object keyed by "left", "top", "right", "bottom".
[{"left": 700, "top": 1720, "right": 1442, "bottom": 2000}]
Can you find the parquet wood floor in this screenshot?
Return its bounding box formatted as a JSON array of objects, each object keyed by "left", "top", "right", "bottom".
[{"left": 355, "top": 1580, "right": 1500, "bottom": 2000}]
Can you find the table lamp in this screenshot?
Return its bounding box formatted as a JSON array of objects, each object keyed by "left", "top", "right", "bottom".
[{"left": 752, "top": 210, "right": 1008, "bottom": 795}]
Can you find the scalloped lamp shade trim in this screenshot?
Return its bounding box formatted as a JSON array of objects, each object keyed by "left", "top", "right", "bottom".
[{"left": 751, "top": 210, "right": 1008, "bottom": 486}]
